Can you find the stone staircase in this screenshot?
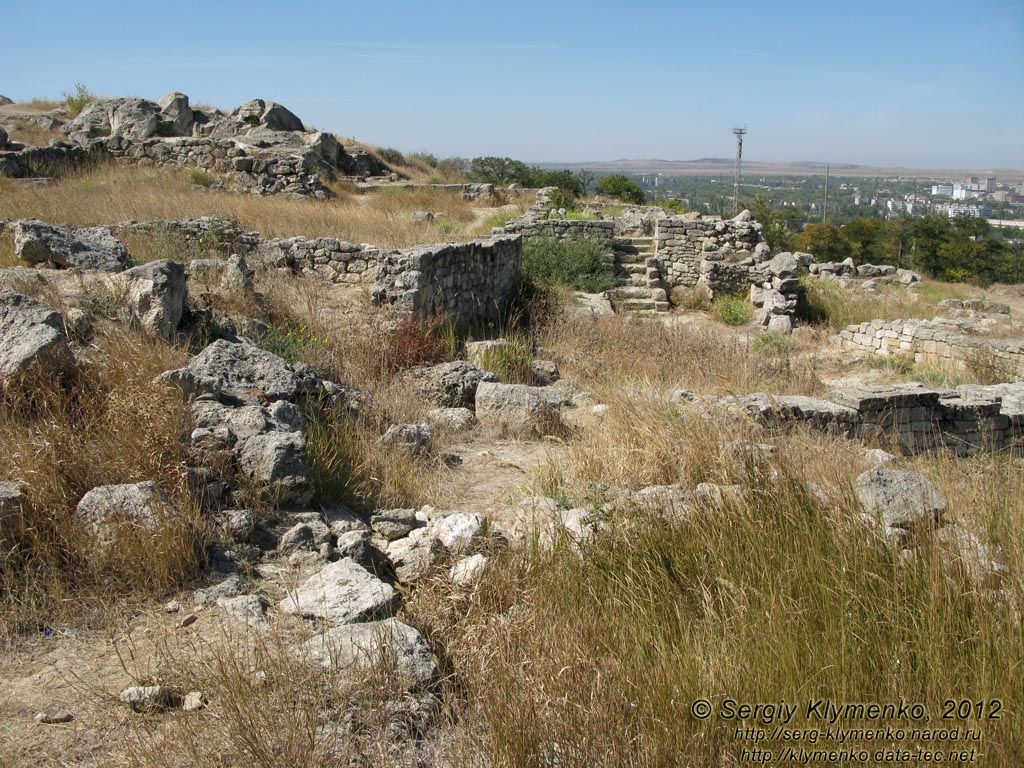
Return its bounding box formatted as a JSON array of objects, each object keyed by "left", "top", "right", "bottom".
[{"left": 606, "top": 236, "right": 670, "bottom": 313}]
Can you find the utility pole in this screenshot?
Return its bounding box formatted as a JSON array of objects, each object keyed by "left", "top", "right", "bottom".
[
  {"left": 732, "top": 126, "right": 747, "bottom": 214},
  {"left": 822, "top": 163, "right": 830, "bottom": 223}
]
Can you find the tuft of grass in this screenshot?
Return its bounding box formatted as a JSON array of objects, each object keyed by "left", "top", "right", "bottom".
[
  {"left": 522, "top": 237, "right": 616, "bottom": 294},
  {"left": 712, "top": 294, "right": 753, "bottom": 326},
  {"left": 61, "top": 83, "right": 95, "bottom": 117},
  {"left": 751, "top": 329, "right": 793, "bottom": 355},
  {"left": 406, "top": 422, "right": 1024, "bottom": 765},
  {"left": 186, "top": 168, "right": 214, "bottom": 187},
  {"left": 477, "top": 334, "right": 536, "bottom": 384},
  {"left": 304, "top": 400, "right": 444, "bottom": 511},
  {"left": 543, "top": 310, "right": 822, "bottom": 396},
  {"left": 0, "top": 228, "right": 18, "bottom": 268}
]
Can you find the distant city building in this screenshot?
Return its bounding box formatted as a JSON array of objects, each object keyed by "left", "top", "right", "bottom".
[
  {"left": 948, "top": 203, "right": 993, "bottom": 219},
  {"left": 931, "top": 184, "right": 953, "bottom": 196},
  {"left": 952, "top": 184, "right": 975, "bottom": 200}
]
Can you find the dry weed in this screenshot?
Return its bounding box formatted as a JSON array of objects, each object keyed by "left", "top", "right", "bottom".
[
  {"left": 0, "top": 327, "right": 201, "bottom": 640},
  {"left": 0, "top": 164, "right": 502, "bottom": 248}
]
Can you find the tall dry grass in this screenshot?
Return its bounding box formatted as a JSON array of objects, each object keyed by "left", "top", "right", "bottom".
[
  {"left": 542, "top": 310, "right": 824, "bottom": 396},
  {"left": 799, "top": 277, "right": 945, "bottom": 330},
  {"left": 0, "top": 326, "right": 202, "bottom": 641},
  {"left": 0, "top": 164, "right": 493, "bottom": 248},
  {"left": 405, "top": 411, "right": 1024, "bottom": 766}
]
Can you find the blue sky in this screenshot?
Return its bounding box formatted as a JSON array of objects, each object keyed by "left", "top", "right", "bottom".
[{"left": 6, "top": 0, "right": 1023, "bottom": 169}]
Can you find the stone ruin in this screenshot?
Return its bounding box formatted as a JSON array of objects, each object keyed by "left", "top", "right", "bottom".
[
  {"left": 0, "top": 92, "right": 391, "bottom": 198},
  {"left": 837, "top": 315, "right": 1024, "bottom": 380},
  {"left": 677, "top": 382, "right": 1024, "bottom": 457}
]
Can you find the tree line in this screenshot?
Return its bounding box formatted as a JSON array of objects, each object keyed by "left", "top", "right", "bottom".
[{"left": 750, "top": 196, "right": 1023, "bottom": 285}]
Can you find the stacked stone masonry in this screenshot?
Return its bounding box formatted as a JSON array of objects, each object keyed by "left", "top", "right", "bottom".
[
  {"left": 692, "top": 383, "right": 1024, "bottom": 456},
  {"left": 498, "top": 218, "right": 616, "bottom": 249},
  {"left": 838, "top": 319, "right": 1024, "bottom": 380},
  {"left": 653, "top": 212, "right": 767, "bottom": 293},
  {"left": 372, "top": 235, "right": 523, "bottom": 327}
]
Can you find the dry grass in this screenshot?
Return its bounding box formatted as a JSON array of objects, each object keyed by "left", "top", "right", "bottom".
[
  {"left": 0, "top": 228, "right": 16, "bottom": 268},
  {"left": 0, "top": 326, "right": 201, "bottom": 641},
  {"left": 4, "top": 120, "right": 64, "bottom": 148},
  {"left": 799, "top": 277, "right": 945, "bottom": 330},
  {"left": 542, "top": 310, "right": 824, "bottom": 396},
  {"left": 405, "top": 418, "right": 1024, "bottom": 766},
  {"left": 0, "top": 164, "right": 497, "bottom": 248}
]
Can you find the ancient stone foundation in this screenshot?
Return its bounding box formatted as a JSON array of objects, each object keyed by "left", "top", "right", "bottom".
[
  {"left": 499, "top": 218, "right": 616, "bottom": 249},
  {"left": 372, "top": 235, "right": 523, "bottom": 327},
  {"left": 653, "top": 212, "right": 768, "bottom": 291},
  {"left": 684, "top": 383, "right": 1024, "bottom": 456},
  {"left": 837, "top": 319, "right": 1024, "bottom": 381}
]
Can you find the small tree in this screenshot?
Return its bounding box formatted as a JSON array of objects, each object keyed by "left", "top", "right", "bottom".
[
  {"left": 794, "top": 223, "right": 851, "bottom": 263},
  {"left": 596, "top": 174, "right": 646, "bottom": 204}
]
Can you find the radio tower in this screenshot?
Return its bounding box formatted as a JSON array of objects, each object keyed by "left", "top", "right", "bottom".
[{"left": 732, "top": 126, "right": 747, "bottom": 214}]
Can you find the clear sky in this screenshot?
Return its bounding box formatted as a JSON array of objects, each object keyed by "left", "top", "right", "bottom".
[{"left": 6, "top": 0, "right": 1023, "bottom": 169}]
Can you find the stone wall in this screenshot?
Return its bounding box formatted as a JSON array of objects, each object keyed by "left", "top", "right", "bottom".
[
  {"left": 685, "top": 383, "right": 1024, "bottom": 456},
  {"left": 836, "top": 319, "right": 1024, "bottom": 380},
  {"left": 255, "top": 237, "right": 382, "bottom": 284},
  {"left": 357, "top": 182, "right": 502, "bottom": 201},
  {"left": 114, "top": 217, "right": 262, "bottom": 255},
  {"left": 0, "top": 142, "right": 102, "bottom": 178},
  {"left": 498, "top": 218, "right": 616, "bottom": 249},
  {"left": 653, "top": 212, "right": 768, "bottom": 291},
  {"left": 372, "top": 235, "right": 522, "bottom": 326},
  {"left": 100, "top": 136, "right": 334, "bottom": 198}
]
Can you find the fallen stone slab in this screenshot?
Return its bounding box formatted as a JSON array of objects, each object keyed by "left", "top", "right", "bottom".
[
  {"left": 431, "top": 512, "right": 487, "bottom": 554},
  {"left": 854, "top": 466, "right": 946, "bottom": 533},
  {"left": 119, "top": 685, "right": 182, "bottom": 713},
  {"left": 408, "top": 360, "right": 496, "bottom": 408},
  {"left": 387, "top": 528, "right": 446, "bottom": 583},
  {"left": 75, "top": 481, "right": 179, "bottom": 549},
  {"left": 176, "top": 339, "right": 321, "bottom": 402},
  {"left": 297, "top": 617, "right": 438, "bottom": 689},
  {"left": 475, "top": 381, "right": 566, "bottom": 437},
  {"left": 121, "top": 259, "right": 186, "bottom": 338},
  {"left": 278, "top": 558, "right": 399, "bottom": 624},
  {"left": 0, "top": 291, "right": 74, "bottom": 385},
  {"left": 13, "top": 219, "right": 133, "bottom": 272}
]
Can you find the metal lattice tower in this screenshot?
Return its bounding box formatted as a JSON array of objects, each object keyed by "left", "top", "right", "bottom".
[{"left": 732, "top": 126, "right": 747, "bottom": 213}]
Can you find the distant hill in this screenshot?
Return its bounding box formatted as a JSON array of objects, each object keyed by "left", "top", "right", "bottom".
[{"left": 535, "top": 158, "right": 1024, "bottom": 181}]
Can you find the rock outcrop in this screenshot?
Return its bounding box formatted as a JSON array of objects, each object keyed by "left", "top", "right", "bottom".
[
  {"left": 475, "top": 381, "right": 566, "bottom": 436},
  {"left": 75, "top": 481, "right": 179, "bottom": 548},
  {"left": 13, "top": 219, "right": 133, "bottom": 272},
  {"left": 278, "top": 558, "right": 399, "bottom": 624},
  {"left": 0, "top": 291, "right": 74, "bottom": 385}
]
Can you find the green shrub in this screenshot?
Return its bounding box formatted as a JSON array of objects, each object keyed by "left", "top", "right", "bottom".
[
  {"left": 376, "top": 147, "right": 406, "bottom": 166},
  {"left": 655, "top": 198, "right": 687, "bottom": 214},
  {"left": 436, "top": 218, "right": 462, "bottom": 236},
  {"left": 256, "top": 324, "right": 328, "bottom": 365},
  {"left": 596, "top": 174, "right": 646, "bottom": 204},
  {"left": 712, "top": 295, "right": 753, "bottom": 326},
  {"left": 477, "top": 335, "right": 536, "bottom": 384},
  {"left": 751, "top": 330, "right": 792, "bottom": 355},
  {"left": 546, "top": 187, "right": 579, "bottom": 212},
  {"left": 564, "top": 210, "right": 601, "bottom": 221},
  {"left": 61, "top": 83, "right": 95, "bottom": 117},
  {"left": 186, "top": 168, "right": 214, "bottom": 187},
  {"left": 522, "top": 237, "right": 616, "bottom": 293}
]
